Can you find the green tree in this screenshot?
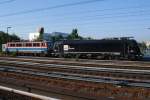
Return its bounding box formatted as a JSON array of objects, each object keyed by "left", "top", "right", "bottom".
[
  {"left": 50, "top": 34, "right": 64, "bottom": 42},
  {"left": 85, "top": 37, "right": 93, "bottom": 40},
  {"left": 67, "top": 29, "right": 83, "bottom": 40},
  {"left": 37, "top": 27, "right": 44, "bottom": 41},
  {"left": 138, "top": 42, "right": 147, "bottom": 53},
  {"left": 10, "top": 34, "right": 20, "bottom": 41},
  {"left": 0, "top": 31, "right": 20, "bottom": 51},
  {"left": 0, "top": 31, "right": 8, "bottom": 44}
]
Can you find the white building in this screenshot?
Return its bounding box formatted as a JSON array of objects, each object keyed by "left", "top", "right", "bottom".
[
  {"left": 145, "top": 41, "right": 150, "bottom": 48},
  {"left": 29, "top": 32, "right": 40, "bottom": 41},
  {"left": 29, "top": 32, "right": 68, "bottom": 41}
]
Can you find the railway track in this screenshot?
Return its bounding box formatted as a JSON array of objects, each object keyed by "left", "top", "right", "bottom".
[
  {"left": 1, "top": 56, "right": 150, "bottom": 69},
  {"left": 19, "top": 56, "right": 150, "bottom": 64},
  {"left": 0, "top": 66, "right": 149, "bottom": 88},
  {"left": 0, "top": 86, "right": 57, "bottom": 100},
  {"left": 16, "top": 56, "right": 150, "bottom": 63},
  {"left": 1, "top": 59, "right": 150, "bottom": 74},
  {"left": 0, "top": 57, "right": 149, "bottom": 99},
  {"left": 0, "top": 57, "right": 150, "bottom": 86},
  {"left": 0, "top": 66, "right": 149, "bottom": 100},
  {"left": 0, "top": 59, "right": 149, "bottom": 87},
  {"left": 0, "top": 60, "right": 150, "bottom": 79},
  {"left": 0, "top": 57, "right": 150, "bottom": 66}
]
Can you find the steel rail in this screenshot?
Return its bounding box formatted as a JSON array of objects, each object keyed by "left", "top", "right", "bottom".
[
  {"left": 0, "top": 60, "right": 150, "bottom": 75},
  {"left": 7, "top": 56, "right": 150, "bottom": 64},
  {"left": 0, "top": 86, "right": 59, "bottom": 100},
  {"left": 0, "top": 66, "right": 149, "bottom": 88},
  {"left": 0, "top": 57, "right": 150, "bottom": 67}
]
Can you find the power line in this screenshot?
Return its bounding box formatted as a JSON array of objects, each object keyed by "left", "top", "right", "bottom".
[
  {"left": 0, "top": 0, "right": 149, "bottom": 27},
  {"left": 0, "top": 0, "right": 15, "bottom": 5},
  {"left": 1, "top": 2, "right": 149, "bottom": 19},
  {"left": 48, "top": 9, "right": 150, "bottom": 22},
  {"left": 5, "top": 9, "right": 150, "bottom": 28},
  {"left": 0, "top": 0, "right": 149, "bottom": 35},
  {"left": 1, "top": 3, "right": 149, "bottom": 27},
  {"left": 23, "top": 5, "right": 150, "bottom": 22},
  {"left": 0, "top": 0, "right": 105, "bottom": 17},
  {"left": 11, "top": 16, "right": 150, "bottom": 32},
  {"left": 51, "top": 4, "right": 150, "bottom": 17}
]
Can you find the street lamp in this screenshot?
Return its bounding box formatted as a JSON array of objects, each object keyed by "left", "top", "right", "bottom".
[
  {"left": 7, "top": 27, "right": 12, "bottom": 34},
  {"left": 6, "top": 27, "right": 12, "bottom": 42}
]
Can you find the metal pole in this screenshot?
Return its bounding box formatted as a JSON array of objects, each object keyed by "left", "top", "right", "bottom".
[
  {"left": 6, "top": 27, "right": 11, "bottom": 42},
  {"left": 0, "top": 86, "right": 58, "bottom": 100}
]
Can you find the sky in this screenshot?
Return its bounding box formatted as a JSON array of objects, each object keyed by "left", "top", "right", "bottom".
[{"left": 0, "top": 0, "right": 150, "bottom": 41}]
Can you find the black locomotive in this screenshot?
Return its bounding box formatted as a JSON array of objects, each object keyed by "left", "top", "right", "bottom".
[{"left": 53, "top": 37, "right": 143, "bottom": 60}]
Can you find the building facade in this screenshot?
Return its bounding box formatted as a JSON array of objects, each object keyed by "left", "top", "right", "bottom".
[
  {"left": 29, "top": 32, "right": 40, "bottom": 41},
  {"left": 29, "top": 32, "right": 68, "bottom": 41},
  {"left": 145, "top": 41, "right": 150, "bottom": 48}
]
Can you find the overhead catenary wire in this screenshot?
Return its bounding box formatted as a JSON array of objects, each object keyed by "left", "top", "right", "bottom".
[
  {"left": 0, "top": 0, "right": 149, "bottom": 27},
  {"left": 4, "top": 14, "right": 150, "bottom": 37},
  {"left": 7, "top": 9, "right": 150, "bottom": 29},
  {"left": 1, "top": 4, "right": 150, "bottom": 29},
  {"left": 0, "top": 0, "right": 105, "bottom": 18},
  {"left": 8, "top": 6, "right": 150, "bottom": 23},
  {"left": 15, "top": 16, "right": 150, "bottom": 35},
  {"left": 0, "top": 2, "right": 149, "bottom": 19},
  {"left": 0, "top": 0, "right": 149, "bottom": 39},
  {"left": 6, "top": 17, "right": 150, "bottom": 36},
  {"left": 49, "top": 4, "right": 150, "bottom": 17},
  {"left": 0, "top": 0, "right": 15, "bottom": 5}
]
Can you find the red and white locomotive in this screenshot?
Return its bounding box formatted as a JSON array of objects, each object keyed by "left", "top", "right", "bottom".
[{"left": 2, "top": 41, "right": 53, "bottom": 56}]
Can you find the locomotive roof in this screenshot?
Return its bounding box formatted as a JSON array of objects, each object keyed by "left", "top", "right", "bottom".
[
  {"left": 58, "top": 39, "right": 136, "bottom": 44},
  {"left": 6, "top": 41, "right": 52, "bottom": 44}
]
